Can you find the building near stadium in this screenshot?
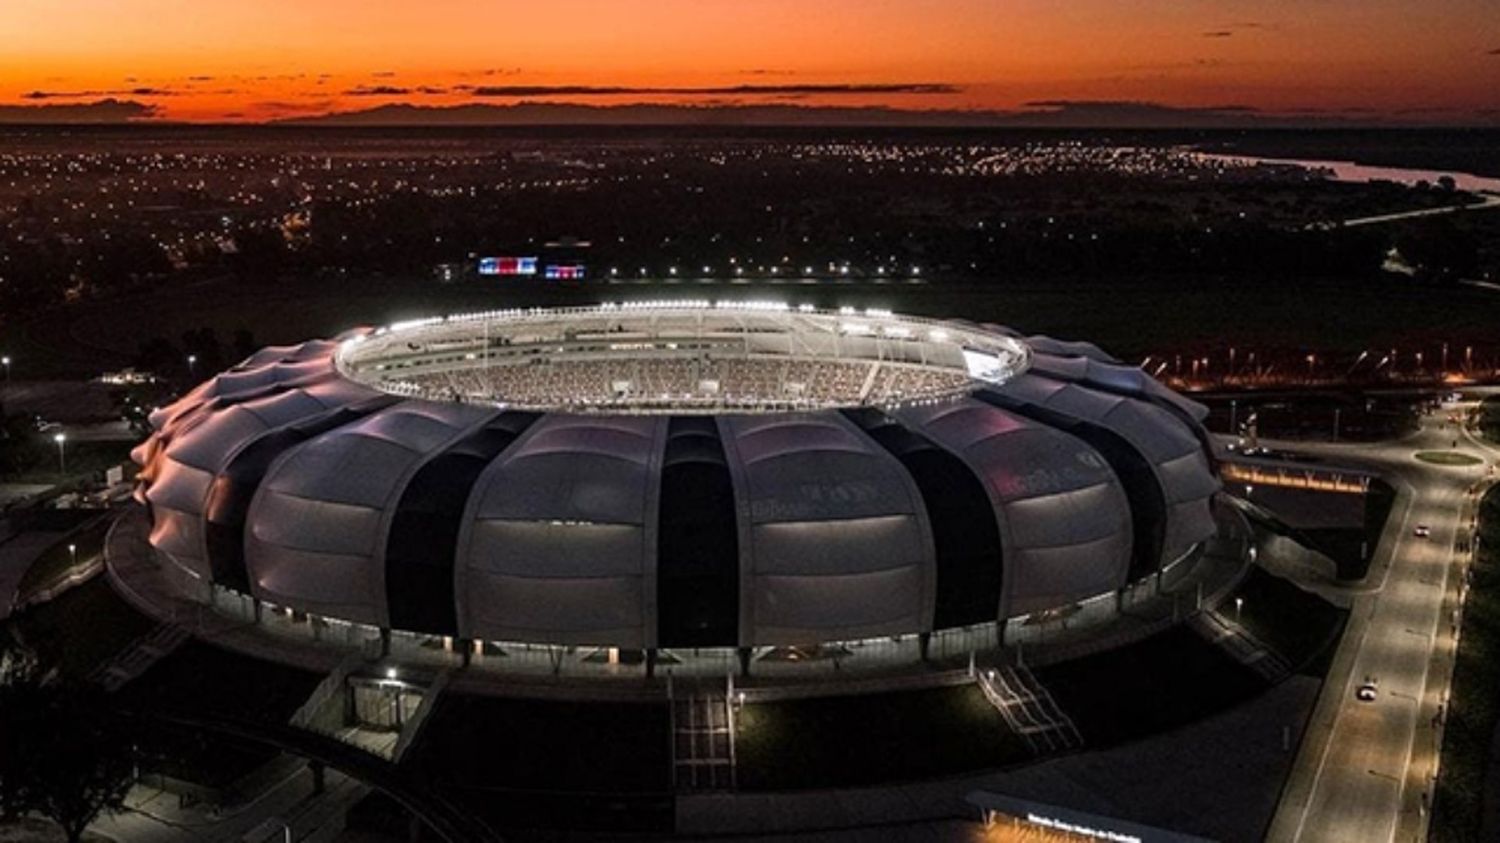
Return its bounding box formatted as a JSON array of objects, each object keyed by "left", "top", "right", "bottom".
[{"left": 130, "top": 302, "right": 1220, "bottom": 677}]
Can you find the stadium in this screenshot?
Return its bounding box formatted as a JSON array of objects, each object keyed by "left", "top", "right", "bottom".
[{"left": 128, "top": 301, "right": 1222, "bottom": 679}]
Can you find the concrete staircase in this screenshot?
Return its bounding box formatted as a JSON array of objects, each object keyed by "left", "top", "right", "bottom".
[{"left": 976, "top": 664, "right": 1083, "bottom": 754}]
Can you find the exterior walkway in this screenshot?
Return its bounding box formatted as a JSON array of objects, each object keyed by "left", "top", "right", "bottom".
[{"left": 104, "top": 501, "right": 1254, "bottom": 704}]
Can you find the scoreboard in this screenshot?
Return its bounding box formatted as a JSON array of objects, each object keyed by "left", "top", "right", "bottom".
[
  {"left": 544, "top": 263, "right": 586, "bottom": 280},
  {"left": 478, "top": 256, "right": 538, "bottom": 276}
]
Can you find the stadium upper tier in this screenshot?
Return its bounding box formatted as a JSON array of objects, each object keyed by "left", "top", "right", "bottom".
[
  {"left": 335, "top": 302, "right": 1029, "bottom": 413},
  {"left": 131, "top": 303, "right": 1219, "bottom": 653}
]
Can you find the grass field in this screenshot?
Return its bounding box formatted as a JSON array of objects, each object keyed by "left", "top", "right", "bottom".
[
  {"left": 410, "top": 693, "right": 672, "bottom": 793},
  {"left": 1431, "top": 485, "right": 1500, "bottom": 843},
  {"left": 1227, "top": 566, "right": 1349, "bottom": 675},
  {"left": 1415, "top": 450, "right": 1484, "bottom": 466},
  {"left": 1035, "top": 626, "right": 1267, "bottom": 748},
  {"left": 0, "top": 439, "right": 135, "bottom": 484},
  {"left": 114, "top": 641, "right": 325, "bottom": 788},
  {"left": 13, "top": 512, "right": 112, "bottom": 603},
  {"left": 734, "top": 683, "right": 1027, "bottom": 790},
  {"left": 8, "top": 576, "right": 156, "bottom": 681},
  {"left": 1477, "top": 396, "right": 1500, "bottom": 444}
]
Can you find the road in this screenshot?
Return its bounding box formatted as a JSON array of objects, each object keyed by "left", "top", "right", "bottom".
[
  {"left": 1328, "top": 192, "right": 1500, "bottom": 228},
  {"left": 92, "top": 762, "right": 367, "bottom": 843},
  {"left": 1263, "top": 398, "right": 1497, "bottom": 843}
]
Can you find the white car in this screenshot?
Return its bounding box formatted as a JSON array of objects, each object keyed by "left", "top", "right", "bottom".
[
  {"left": 1414, "top": 525, "right": 1431, "bottom": 538},
  {"left": 1356, "top": 677, "right": 1379, "bottom": 702}
]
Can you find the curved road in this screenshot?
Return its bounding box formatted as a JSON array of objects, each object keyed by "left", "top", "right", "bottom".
[
  {"left": 132, "top": 711, "right": 501, "bottom": 843},
  {"left": 1262, "top": 396, "right": 1497, "bottom": 843}
]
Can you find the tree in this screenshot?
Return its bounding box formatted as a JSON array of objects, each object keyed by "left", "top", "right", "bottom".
[
  {"left": 0, "top": 640, "right": 40, "bottom": 822},
  {"left": 1394, "top": 218, "right": 1480, "bottom": 281},
  {"left": 0, "top": 664, "right": 136, "bottom": 843}
]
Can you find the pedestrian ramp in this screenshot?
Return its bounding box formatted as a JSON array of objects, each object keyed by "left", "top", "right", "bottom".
[
  {"left": 975, "top": 664, "right": 1083, "bottom": 754},
  {"left": 87, "top": 621, "right": 188, "bottom": 692},
  {"left": 670, "top": 684, "right": 736, "bottom": 791},
  {"left": 1189, "top": 610, "right": 1292, "bottom": 683}
]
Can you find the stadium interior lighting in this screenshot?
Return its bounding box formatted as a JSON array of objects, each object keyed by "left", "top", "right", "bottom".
[
  {"left": 334, "top": 303, "right": 1031, "bottom": 415},
  {"left": 131, "top": 302, "right": 1221, "bottom": 684}
]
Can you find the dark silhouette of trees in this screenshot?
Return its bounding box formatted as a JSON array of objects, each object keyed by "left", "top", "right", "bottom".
[
  {"left": 1394, "top": 218, "right": 1480, "bottom": 281},
  {"left": 0, "top": 656, "right": 136, "bottom": 843}
]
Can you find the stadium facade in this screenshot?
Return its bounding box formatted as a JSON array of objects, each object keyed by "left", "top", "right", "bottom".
[{"left": 132, "top": 303, "right": 1219, "bottom": 673}]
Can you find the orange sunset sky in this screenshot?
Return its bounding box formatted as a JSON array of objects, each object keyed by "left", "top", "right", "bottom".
[{"left": 1, "top": 0, "right": 1497, "bottom": 123}]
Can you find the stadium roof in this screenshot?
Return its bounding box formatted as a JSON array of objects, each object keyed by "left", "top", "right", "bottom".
[{"left": 133, "top": 304, "right": 1219, "bottom": 650}]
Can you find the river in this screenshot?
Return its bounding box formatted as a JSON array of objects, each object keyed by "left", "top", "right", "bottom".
[{"left": 1194, "top": 152, "right": 1500, "bottom": 194}]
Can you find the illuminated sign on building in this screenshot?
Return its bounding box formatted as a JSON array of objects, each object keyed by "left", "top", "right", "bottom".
[
  {"left": 545, "top": 263, "right": 586, "bottom": 280},
  {"left": 1025, "top": 813, "right": 1142, "bottom": 843},
  {"left": 478, "top": 256, "right": 539, "bottom": 276}
]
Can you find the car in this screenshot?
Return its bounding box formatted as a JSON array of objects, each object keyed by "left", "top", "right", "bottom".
[
  {"left": 1414, "top": 524, "right": 1431, "bottom": 538},
  {"left": 1357, "top": 677, "right": 1379, "bottom": 702}
]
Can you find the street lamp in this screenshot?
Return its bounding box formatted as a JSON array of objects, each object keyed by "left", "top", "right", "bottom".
[
  {"left": 53, "top": 432, "right": 66, "bottom": 475},
  {"left": 1, "top": 355, "right": 9, "bottom": 382},
  {"left": 186, "top": 354, "right": 197, "bottom": 376},
  {"left": 68, "top": 543, "right": 77, "bottom": 567},
  {"left": 1235, "top": 597, "right": 1244, "bottom": 623}
]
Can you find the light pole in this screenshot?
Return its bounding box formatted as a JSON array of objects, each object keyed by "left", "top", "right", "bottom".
[
  {"left": 1235, "top": 596, "right": 1244, "bottom": 624},
  {"left": 53, "top": 432, "right": 67, "bottom": 475},
  {"left": 1, "top": 355, "right": 9, "bottom": 382},
  {"left": 68, "top": 543, "right": 77, "bottom": 567},
  {"left": 186, "top": 354, "right": 197, "bottom": 377}
]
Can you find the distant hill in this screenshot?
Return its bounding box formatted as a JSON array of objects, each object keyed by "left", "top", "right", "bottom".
[{"left": 0, "top": 98, "right": 158, "bottom": 124}]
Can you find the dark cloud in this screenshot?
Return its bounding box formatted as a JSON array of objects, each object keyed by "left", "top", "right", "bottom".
[
  {"left": 1206, "top": 21, "right": 1274, "bottom": 37},
  {"left": 22, "top": 87, "right": 179, "bottom": 99},
  {"left": 345, "top": 85, "right": 415, "bottom": 96},
  {"left": 0, "top": 98, "right": 158, "bottom": 124},
  {"left": 251, "top": 99, "right": 336, "bottom": 114},
  {"left": 462, "top": 83, "right": 959, "bottom": 97},
  {"left": 740, "top": 69, "right": 797, "bottom": 76},
  {"left": 346, "top": 85, "right": 451, "bottom": 96},
  {"left": 1024, "top": 99, "right": 1258, "bottom": 114},
  {"left": 1124, "top": 58, "right": 1229, "bottom": 71},
  {"left": 1488, "top": 48, "right": 1500, "bottom": 55},
  {"left": 372, "top": 71, "right": 396, "bottom": 78},
  {"left": 188, "top": 75, "right": 215, "bottom": 82}
]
